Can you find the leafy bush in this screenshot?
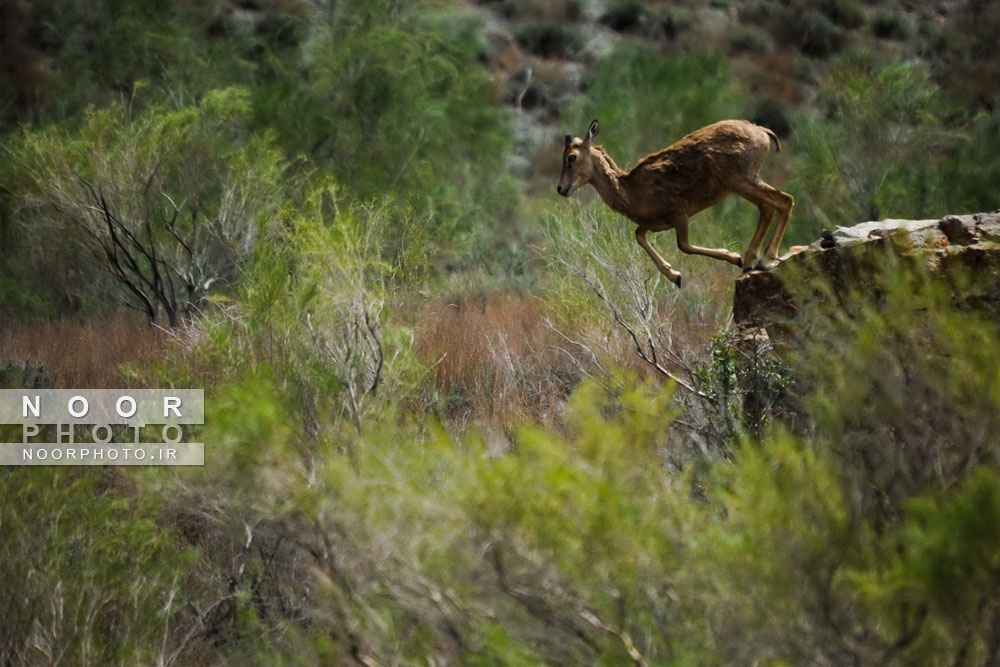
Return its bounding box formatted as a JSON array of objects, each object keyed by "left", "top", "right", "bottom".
[
  {"left": 820, "top": 0, "right": 865, "bottom": 29},
  {"left": 741, "top": 2, "right": 845, "bottom": 57},
  {"left": 514, "top": 21, "right": 584, "bottom": 58},
  {"left": 727, "top": 23, "right": 776, "bottom": 54},
  {"left": 789, "top": 257, "right": 1000, "bottom": 521},
  {"left": 185, "top": 179, "right": 421, "bottom": 439},
  {"left": 789, "top": 57, "right": 1000, "bottom": 240},
  {"left": 0, "top": 469, "right": 193, "bottom": 665},
  {"left": 10, "top": 253, "right": 1000, "bottom": 664},
  {"left": 256, "top": 2, "right": 519, "bottom": 239},
  {"left": 0, "top": 360, "right": 58, "bottom": 389},
  {"left": 795, "top": 9, "right": 847, "bottom": 57},
  {"left": 6, "top": 86, "right": 283, "bottom": 323},
  {"left": 0, "top": 0, "right": 274, "bottom": 128}
]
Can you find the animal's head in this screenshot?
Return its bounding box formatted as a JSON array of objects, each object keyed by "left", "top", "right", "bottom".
[{"left": 557, "top": 119, "right": 599, "bottom": 197}]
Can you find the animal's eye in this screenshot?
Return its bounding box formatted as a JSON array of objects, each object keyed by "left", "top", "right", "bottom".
[{"left": 568, "top": 154, "right": 577, "bottom": 164}]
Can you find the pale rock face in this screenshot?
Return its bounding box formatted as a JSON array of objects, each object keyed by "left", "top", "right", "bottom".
[{"left": 734, "top": 211, "right": 1000, "bottom": 345}]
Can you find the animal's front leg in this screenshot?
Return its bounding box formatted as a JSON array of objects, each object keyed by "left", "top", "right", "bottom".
[{"left": 635, "top": 228, "right": 683, "bottom": 288}]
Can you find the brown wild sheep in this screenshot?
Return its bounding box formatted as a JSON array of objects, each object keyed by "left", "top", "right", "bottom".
[{"left": 557, "top": 119, "right": 794, "bottom": 288}]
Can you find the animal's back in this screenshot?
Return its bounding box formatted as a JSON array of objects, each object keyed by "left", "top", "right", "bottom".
[
  {"left": 634, "top": 120, "right": 770, "bottom": 172},
  {"left": 625, "top": 120, "right": 775, "bottom": 216}
]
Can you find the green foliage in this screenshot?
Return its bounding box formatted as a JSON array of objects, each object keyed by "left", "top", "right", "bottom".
[
  {"left": 542, "top": 202, "right": 739, "bottom": 348},
  {"left": 0, "top": 0, "right": 270, "bottom": 128},
  {"left": 820, "top": 0, "right": 865, "bottom": 29},
  {"left": 679, "top": 434, "right": 859, "bottom": 663},
  {"left": 6, "top": 0, "right": 1000, "bottom": 664},
  {"left": 870, "top": 9, "right": 914, "bottom": 41},
  {"left": 742, "top": 1, "right": 846, "bottom": 57},
  {"left": 850, "top": 468, "right": 1000, "bottom": 663},
  {"left": 694, "top": 331, "right": 794, "bottom": 441},
  {"left": 790, "top": 57, "right": 1000, "bottom": 241},
  {"left": 790, "top": 255, "right": 1000, "bottom": 520},
  {"left": 514, "top": 22, "right": 584, "bottom": 58},
  {"left": 5, "top": 86, "right": 284, "bottom": 320},
  {"left": 794, "top": 9, "right": 847, "bottom": 57},
  {"left": 0, "top": 360, "right": 58, "bottom": 389},
  {"left": 256, "top": 3, "right": 519, "bottom": 236},
  {"left": 0, "top": 469, "right": 194, "bottom": 665},
  {"left": 19, "top": 262, "right": 1000, "bottom": 664},
  {"left": 727, "top": 23, "right": 776, "bottom": 54},
  {"left": 188, "top": 180, "right": 421, "bottom": 438}
]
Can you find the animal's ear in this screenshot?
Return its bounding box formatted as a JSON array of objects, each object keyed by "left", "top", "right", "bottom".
[
  {"left": 587, "top": 119, "right": 599, "bottom": 141},
  {"left": 564, "top": 134, "right": 572, "bottom": 148}
]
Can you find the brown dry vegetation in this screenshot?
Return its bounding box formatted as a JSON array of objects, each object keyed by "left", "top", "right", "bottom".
[
  {"left": 415, "top": 291, "right": 577, "bottom": 426},
  {"left": 0, "top": 315, "right": 171, "bottom": 388},
  {"left": 414, "top": 272, "right": 734, "bottom": 429}
]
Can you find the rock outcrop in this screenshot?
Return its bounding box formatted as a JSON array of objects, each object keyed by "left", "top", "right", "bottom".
[{"left": 734, "top": 211, "right": 1000, "bottom": 345}]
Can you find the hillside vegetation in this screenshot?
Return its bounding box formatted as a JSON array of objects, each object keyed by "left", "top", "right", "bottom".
[{"left": 2, "top": 0, "right": 1000, "bottom": 664}]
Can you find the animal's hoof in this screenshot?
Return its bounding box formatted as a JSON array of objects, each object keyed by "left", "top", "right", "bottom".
[
  {"left": 672, "top": 274, "right": 683, "bottom": 289},
  {"left": 734, "top": 256, "right": 743, "bottom": 269},
  {"left": 754, "top": 259, "right": 779, "bottom": 271}
]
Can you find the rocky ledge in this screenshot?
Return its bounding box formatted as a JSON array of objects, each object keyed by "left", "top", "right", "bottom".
[{"left": 734, "top": 211, "right": 1000, "bottom": 344}]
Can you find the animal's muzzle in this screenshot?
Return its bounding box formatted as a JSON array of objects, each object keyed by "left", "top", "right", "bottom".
[{"left": 556, "top": 184, "right": 569, "bottom": 197}]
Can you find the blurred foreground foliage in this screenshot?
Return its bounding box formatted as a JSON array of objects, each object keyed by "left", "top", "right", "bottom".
[{"left": 8, "top": 221, "right": 998, "bottom": 663}]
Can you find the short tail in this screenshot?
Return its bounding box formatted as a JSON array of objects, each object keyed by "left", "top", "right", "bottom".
[{"left": 763, "top": 127, "right": 781, "bottom": 152}]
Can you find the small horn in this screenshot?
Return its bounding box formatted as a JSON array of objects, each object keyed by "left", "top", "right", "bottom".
[{"left": 564, "top": 134, "right": 572, "bottom": 147}]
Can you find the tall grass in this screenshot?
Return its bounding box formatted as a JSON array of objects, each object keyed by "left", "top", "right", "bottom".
[
  {"left": 0, "top": 316, "right": 170, "bottom": 388},
  {"left": 414, "top": 291, "right": 579, "bottom": 427}
]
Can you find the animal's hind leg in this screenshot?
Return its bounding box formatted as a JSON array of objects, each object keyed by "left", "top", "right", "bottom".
[
  {"left": 741, "top": 203, "right": 775, "bottom": 271},
  {"left": 729, "top": 178, "right": 791, "bottom": 270},
  {"left": 759, "top": 186, "right": 795, "bottom": 268}
]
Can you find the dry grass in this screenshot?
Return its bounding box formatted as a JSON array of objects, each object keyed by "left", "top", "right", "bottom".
[
  {"left": 412, "top": 269, "right": 734, "bottom": 430},
  {"left": 414, "top": 291, "right": 580, "bottom": 427},
  {"left": 0, "top": 315, "right": 172, "bottom": 388}
]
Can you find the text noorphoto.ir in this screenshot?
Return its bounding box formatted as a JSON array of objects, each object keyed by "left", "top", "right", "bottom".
[{"left": 0, "top": 389, "right": 204, "bottom": 465}]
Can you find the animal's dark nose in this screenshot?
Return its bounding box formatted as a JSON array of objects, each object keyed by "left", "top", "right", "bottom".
[{"left": 556, "top": 185, "right": 566, "bottom": 196}]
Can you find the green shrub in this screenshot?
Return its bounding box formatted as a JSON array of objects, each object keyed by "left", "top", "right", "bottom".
[
  {"left": 187, "top": 179, "right": 422, "bottom": 438},
  {"left": 0, "top": 360, "right": 58, "bottom": 389},
  {"left": 870, "top": 9, "right": 915, "bottom": 40},
  {"left": 54, "top": 257, "right": 1000, "bottom": 663},
  {"left": 6, "top": 86, "right": 284, "bottom": 323},
  {"left": 0, "top": 468, "right": 194, "bottom": 665},
  {"left": 256, "top": 3, "right": 519, "bottom": 238},
  {"left": 820, "top": 0, "right": 865, "bottom": 29},
  {"left": 514, "top": 21, "right": 584, "bottom": 58},
  {"left": 795, "top": 9, "right": 846, "bottom": 56},
  {"left": 788, "top": 256, "right": 1000, "bottom": 520},
  {"left": 789, "top": 57, "right": 1000, "bottom": 240},
  {"left": 0, "top": 0, "right": 270, "bottom": 128},
  {"left": 741, "top": 2, "right": 845, "bottom": 56},
  {"left": 727, "top": 24, "right": 776, "bottom": 54}
]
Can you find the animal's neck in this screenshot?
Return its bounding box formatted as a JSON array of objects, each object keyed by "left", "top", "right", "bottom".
[{"left": 588, "top": 146, "right": 632, "bottom": 216}]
